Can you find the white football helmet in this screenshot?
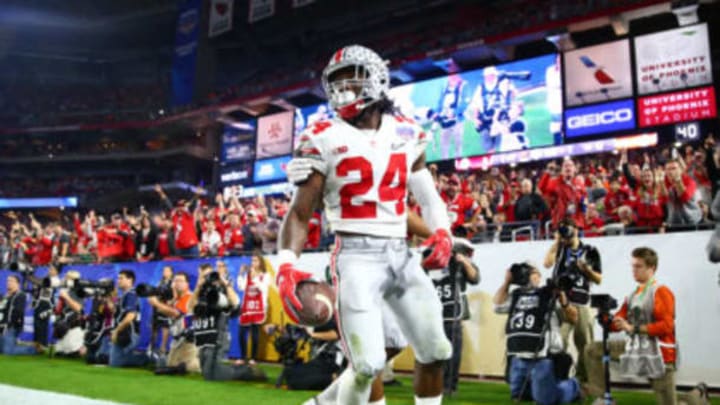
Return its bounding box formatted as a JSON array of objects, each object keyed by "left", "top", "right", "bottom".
[{"left": 321, "top": 45, "right": 390, "bottom": 119}]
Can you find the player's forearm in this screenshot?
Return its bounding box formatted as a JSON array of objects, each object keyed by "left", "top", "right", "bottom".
[{"left": 278, "top": 210, "right": 310, "bottom": 257}]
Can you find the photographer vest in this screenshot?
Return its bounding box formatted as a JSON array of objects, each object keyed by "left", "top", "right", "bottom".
[
  {"left": 556, "top": 243, "right": 600, "bottom": 305},
  {"left": 0, "top": 291, "right": 25, "bottom": 333},
  {"left": 193, "top": 311, "right": 230, "bottom": 349},
  {"left": 506, "top": 287, "right": 554, "bottom": 358},
  {"left": 429, "top": 268, "right": 470, "bottom": 321},
  {"left": 619, "top": 280, "right": 671, "bottom": 379}
]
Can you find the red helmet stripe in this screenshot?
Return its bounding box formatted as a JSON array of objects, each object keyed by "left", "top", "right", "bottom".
[{"left": 332, "top": 49, "right": 344, "bottom": 63}]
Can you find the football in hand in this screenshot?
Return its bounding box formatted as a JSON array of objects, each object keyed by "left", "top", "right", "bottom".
[{"left": 295, "top": 281, "right": 336, "bottom": 326}]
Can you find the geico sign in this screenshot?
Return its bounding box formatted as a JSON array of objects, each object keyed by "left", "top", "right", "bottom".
[
  {"left": 567, "top": 108, "right": 633, "bottom": 129},
  {"left": 220, "top": 170, "right": 249, "bottom": 183}
]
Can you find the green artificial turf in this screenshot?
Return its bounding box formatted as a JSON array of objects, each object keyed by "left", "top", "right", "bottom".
[{"left": 0, "top": 355, "right": 706, "bottom": 404}]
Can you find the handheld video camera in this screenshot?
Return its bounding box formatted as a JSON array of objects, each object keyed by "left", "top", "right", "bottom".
[
  {"left": 192, "top": 272, "right": 224, "bottom": 317},
  {"left": 136, "top": 283, "right": 174, "bottom": 301},
  {"left": 509, "top": 262, "right": 533, "bottom": 286}
]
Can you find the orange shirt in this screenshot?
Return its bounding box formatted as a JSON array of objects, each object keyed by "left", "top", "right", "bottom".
[
  {"left": 174, "top": 293, "right": 192, "bottom": 315},
  {"left": 613, "top": 284, "right": 676, "bottom": 364}
]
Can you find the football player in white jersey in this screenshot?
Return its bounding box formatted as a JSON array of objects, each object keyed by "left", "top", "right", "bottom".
[{"left": 276, "top": 45, "right": 454, "bottom": 405}]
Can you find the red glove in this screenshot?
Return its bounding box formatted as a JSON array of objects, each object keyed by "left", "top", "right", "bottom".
[
  {"left": 276, "top": 262, "right": 312, "bottom": 323},
  {"left": 421, "top": 228, "right": 452, "bottom": 270}
]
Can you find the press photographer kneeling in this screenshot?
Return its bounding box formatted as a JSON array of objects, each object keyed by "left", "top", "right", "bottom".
[
  {"left": 110, "top": 270, "right": 149, "bottom": 367},
  {"left": 494, "top": 262, "right": 581, "bottom": 405},
  {"left": 188, "top": 263, "right": 266, "bottom": 382},
  {"left": 52, "top": 271, "right": 87, "bottom": 356},
  {"left": 583, "top": 247, "right": 709, "bottom": 405},
  {"left": 544, "top": 217, "right": 601, "bottom": 382},
  {"left": 141, "top": 271, "right": 199, "bottom": 374}
]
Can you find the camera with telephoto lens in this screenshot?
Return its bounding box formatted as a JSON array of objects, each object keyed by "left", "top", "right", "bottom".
[
  {"left": 71, "top": 279, "right": 115, "bottom": 299},
  {"left": 192, "top": 272, "right": 224, "bottom": 317},
  {"left": 558, "top": 224, "right": 574, "bottom": 239},
  {"left": 8, "top": 261, "right": 34, "bottom": 275},
  {"left": 136, "top": 283, "right": 174, "bottom": 301},
  {"left": 510, "top": 262, "right": 533, "bottom": 286}
]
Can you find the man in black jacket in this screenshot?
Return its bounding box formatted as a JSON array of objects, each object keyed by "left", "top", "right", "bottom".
[
  {"left": 514, "top": 179, "right": 549, "bottom": 222},
  {"left": 0, "top": 275, "right": 38, "bottom": 355}
]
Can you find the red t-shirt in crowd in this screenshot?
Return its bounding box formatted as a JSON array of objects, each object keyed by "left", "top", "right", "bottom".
[
  {"left": 538, "top": 172, "right": 586, "bottom": 228},
  {"left": 224, "top": 226, "right": 244, "bottom": 252},
  {"left": 631, "top": 188, "right": 667, "bottom": 229},
  {"left": 156, "top": 230, "right": 171, "bottom": 258},
  {"left": 604, "top": 187, "right": 631, "bottom": 222},
  {"left": 443, "top": 193, "right": 477, "bottom": 231},
  {"left": 172, "top": 208, "right": 199, "bottom": 250}
]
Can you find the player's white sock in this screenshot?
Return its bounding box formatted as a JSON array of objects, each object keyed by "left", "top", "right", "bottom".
[
  {"left": 414, "top": 394, "right": 443, "bottom": 405},
  {"left": 369, "top": 398, "right": 386, "bottom": 405},
  {"left": 337, "top": 367, "right": 372, "bottom": 405}
]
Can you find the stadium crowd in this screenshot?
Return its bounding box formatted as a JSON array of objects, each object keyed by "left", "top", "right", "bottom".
[
  {"left": 0, "top": 0, "right": 646, "bottom": 129},
  {"left": 1, "top": 136, "right": 718, "bottom": 268}
]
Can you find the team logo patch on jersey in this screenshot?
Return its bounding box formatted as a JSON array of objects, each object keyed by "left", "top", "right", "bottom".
[{"left": 332, "top": 145, "right": 349, "bottom": 155}]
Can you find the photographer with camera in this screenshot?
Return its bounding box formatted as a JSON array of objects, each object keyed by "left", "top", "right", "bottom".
[
  {"left": 109, "top": 270, "right": 149, "bottom": 367},
  {"left": 0, "top": 275, "right": 39, "bottom": 355},
  {"left": 32, "top": 263, "right": 59, "bottom": 349},
  {"left": 188, "top": 263, "right": 265, "bottom": 382},
  {"left": 543, "top": 217, "right": 601, "bottom": 383},
  {"left": 84, "top": 285, "right": 115, "bottom": 365},
  {"left": 281, "top": 318, "right": 344, "bottom": 391},
  {"left": 52, "top": 271, "right": 87, "bottom": 356},
  {"left": 427, "top": 238, "right": 479, "bottom": 395},
  {"left": 583, "top": 247, "right": 709, "bottom": 405},
  {"left": 149, "top": 265, "right": 173, "bottom": 357},
  {"left": 143, "top": 271, "right": 200, "bottom": 374},
  {"left": 494, "top": 263, "right": 581, "bottom": 404}
]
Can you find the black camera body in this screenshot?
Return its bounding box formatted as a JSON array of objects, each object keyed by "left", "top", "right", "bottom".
[
  {"left": 193, "top": 272, "right": 224, "bottom": 317},
  {"left": 274, "top": 324, "right": 309, "bottom": 365},
  {"left": 590, "top": 294, "right": 618, "bottom": 313},
  {"left": 136, "top": 283, "right": 174, "bottom": 301},
  {"left": 510, "top": 262, "right": 532, "bottom": 286}
]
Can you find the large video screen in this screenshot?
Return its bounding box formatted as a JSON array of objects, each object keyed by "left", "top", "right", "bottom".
[
  {"left": 220, "top": 121, "right": 255, "bottom": 163},
  {"left": 256, "top": 111, "right": 294, "bottom": 159},
  {"left": 253, "top": 155, "right": 292, "bottom": 184},
  {"left": 390, "top": 53, "right": 562, "bottom": 162},
  {"left": 634, "top": 23, "right": 713, "bottom": 95},
  {"left": 294, "top": 103, "right": 333, "bottom": 149},
  {"left": 564, "top": 39, "right": 633, "bottom": 107}
]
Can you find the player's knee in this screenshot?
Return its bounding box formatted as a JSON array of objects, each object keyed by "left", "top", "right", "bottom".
[
  {"left": 415, "top": 336, "right": 452, "bottom": 364},
  {"left": 352, "top": 360, "right": 383, "bottom": 384}
]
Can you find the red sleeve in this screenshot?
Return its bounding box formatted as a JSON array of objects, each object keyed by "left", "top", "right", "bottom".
[
  {"left": 538, "top": 172, "right": 553, "bottom": 197},
  {"left": 677, "top": 175, "right": 697, "bottom": 204},
  {"left": 610, "top": 300, "right": 629, "bottom": 332},
  {"left": 74, "top": 217, "right": 84, "bottom": 238},
  {"left": 646, "top": 286, "right": 675, "bottom": 338}
]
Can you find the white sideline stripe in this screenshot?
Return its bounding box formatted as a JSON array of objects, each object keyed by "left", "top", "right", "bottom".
[{"left": 0, "top": 384, "right": 127, "bottom": 405}]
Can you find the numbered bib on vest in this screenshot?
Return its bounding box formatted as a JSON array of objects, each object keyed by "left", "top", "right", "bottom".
[{"left": 619, "top": 334, "right": 666, "bottom": 379}]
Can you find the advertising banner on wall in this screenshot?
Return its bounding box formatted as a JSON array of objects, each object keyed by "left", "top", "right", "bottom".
[
  {"left": 637, "top": 86, "right": 717, "bottom": 127},
  {"left": 219, "top": 161, "right": 253, "bottom": 185},
  {"left": 256, "top": 111, "right": 294, "bottom": 159},
  {"left": 634, "top": 23, "right": 713, "bottom": 95},
  {"left": 209, "top": 0, "right": 234, "bottom": 37},
  {"left": 564, "top": 99, "right": 636, "bottom": 138},
  {"left": 564, "top": 40, "right": 633, "bottom": 107}
]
